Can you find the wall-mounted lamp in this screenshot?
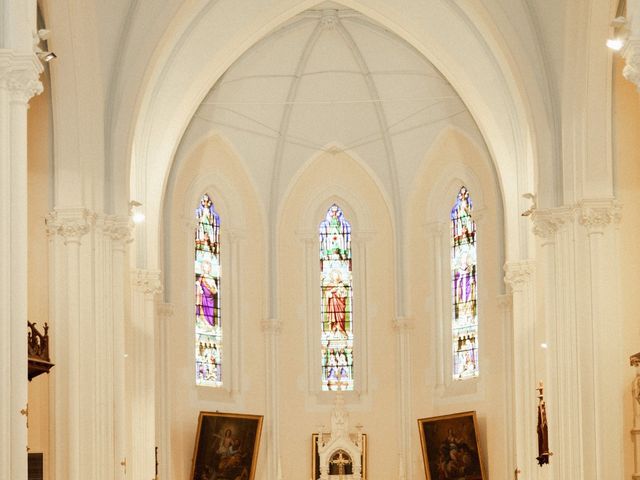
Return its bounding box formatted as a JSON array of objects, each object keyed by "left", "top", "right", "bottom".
[
  {"left": 35, "top": 29, "right": 57, "bottom": 63},
  {"left": 129, "top": 200, "right": 145, "bottom": 224},
  {"left": 607, "top": 16, "right": 628, "bottom": 51},
  {"left": 36, "top": 51, "right": 57, "bottom": 62}
]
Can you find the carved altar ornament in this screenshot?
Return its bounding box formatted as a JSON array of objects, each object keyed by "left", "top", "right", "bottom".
[
  {"left": 632, "top": 352, "right": 640, "bottom": 406},
  {"left": 317, "top": 392, "right": 363, "bottom": 480}
]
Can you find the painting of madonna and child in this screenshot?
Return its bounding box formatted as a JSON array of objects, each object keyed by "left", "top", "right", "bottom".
[
  {"left": 191, "top": 412, "right": 263, "bottom": 480},
  {"left": 418, "top": 411, "right": 486, "bottom": 480}
]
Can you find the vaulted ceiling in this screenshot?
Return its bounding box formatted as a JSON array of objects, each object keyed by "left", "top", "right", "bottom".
[{"left": 175, "top": 3, "right": 488, "bottom": 208}]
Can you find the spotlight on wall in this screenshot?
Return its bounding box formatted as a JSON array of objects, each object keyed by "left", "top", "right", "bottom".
[
  {"left": 36, "top": 51, "right": 57, "bottom": 62},
  {"left": 129, "top": 200, "right": 145, "bottom": 224}
]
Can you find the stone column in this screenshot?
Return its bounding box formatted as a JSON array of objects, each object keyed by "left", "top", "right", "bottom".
[
  {"left": 426, "top": 222, "right": 446, "bottom": 390},
  {"left": 129, "top": 269, "right": 162, "bottom": 480},
  {"left": 393, "top": 317, "right": 412, "bottom": 480},
  {"left": 0, "top": 50, "right": 42, "bottom": 480},
  {"left": 532, "top": 207, "right": 578, "bottom": 480},
  {"left": 577, "top": 200, "right": 623, "bottom": 479},
  {"left": 156, "top": 302, "right": 174, "bottom": 480},
  {"left": 261, "top": 318, "right": 281, "bottom": 480},
  {"left": 107, "top": 217, "right": 132, "bottom": 480},
  {"left": 47, "top": 209, "right": 93, "bottom": 480},
  {"left": 504, "top": 260, "right": 537, "bottom": 478}
]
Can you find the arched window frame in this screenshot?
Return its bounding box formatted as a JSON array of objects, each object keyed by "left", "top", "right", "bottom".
[
  {"left": 449, "top": 186, "right": 479, "bottom": 380},
  {"left": 178, "top": 178, "right": 244, "bottom": 399},
  {"left": 424, "top": 172, "right": 486, "bottom": 396},
  {"left": 298, "top": 195, "right": 372, "bottom": 403},
  {"left": 194, "top": 193, "right": 223, "bottom": 387},
  {"left": 319, "top": 204, "right": 355, "bottom": 392}
]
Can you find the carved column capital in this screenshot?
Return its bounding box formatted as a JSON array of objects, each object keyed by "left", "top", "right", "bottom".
[
  {"left": 45, "top": 208, "right": 95, "bottom": 244},
  {"left": 261, "top": 318, "right": 282, "bottom": 335},
  {"left": 577, "top": 200, "right": 621, "bottom": 233},
  {"left": 624, "top": 37, "right": 640, "bottom": 92},
  {"left": 531, "top": 207, "right": 574, "bottom": 239},
  {"left": 103, "top": 216, "right": 134, "bottom": 244},
  {"left": 503, "top": 260, "right": 535, "bottom": 293},
  {"left": 392, "top": 317, "right": 413, "bottom": 333},
  {"left": 132, "top": 269, "right": 163, "bottom": 296},
  {"left": 0, "top": 52, "right": 43, "bottom": 103}
]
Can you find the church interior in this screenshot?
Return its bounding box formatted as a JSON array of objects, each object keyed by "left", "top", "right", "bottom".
[{"left": 3, "top": 0, "right": 640, "bottom": 479}]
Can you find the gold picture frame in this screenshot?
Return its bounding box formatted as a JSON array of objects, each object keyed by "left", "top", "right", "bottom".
[
  {"left": 190, "top": 411, "right": 263, "bottom": 480},
  {"left": 417, "top": 411, "right": 485, "bottom": 480},
  {"left": 310, "top": 433, "right": 367, "bottom": 480}
]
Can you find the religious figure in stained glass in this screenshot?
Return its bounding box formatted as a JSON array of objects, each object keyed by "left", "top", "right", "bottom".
[
  {"left": 450, "top": 187, "right": 479, "bottom": 379},
  {"left": 195, "top": 193, "right": 223, "bottom": 387},
  {"left": 320, "top": 204, "right": 354, "bottom": 391}
]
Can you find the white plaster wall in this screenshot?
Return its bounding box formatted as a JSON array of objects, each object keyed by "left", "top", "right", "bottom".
[
  {"left": 277, "top": 149, "right": 395, "bottom": 479},
  {"left": 165, "top": 135, "right": 267, "bottom": 479},
  {"left": 405, "top": 128, "right": 506, "bottom": 478},
  {"left": 161, "top": 125, "right": 507, "bottom": 478}
]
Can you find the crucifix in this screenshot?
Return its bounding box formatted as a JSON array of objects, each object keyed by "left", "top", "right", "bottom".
[{"left": 330, "top": 451, "right": 350, "bottom": 478}]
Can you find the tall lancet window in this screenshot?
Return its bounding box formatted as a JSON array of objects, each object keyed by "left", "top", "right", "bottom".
[
  {"left": 451, "top": 186, "right": 479, "bottom": 379},
  {"left": 195, "top": 193, "right": 222, "bottom": 387},
  {"left": 319, "top": 204, "right": 354, "bottom": 391}
]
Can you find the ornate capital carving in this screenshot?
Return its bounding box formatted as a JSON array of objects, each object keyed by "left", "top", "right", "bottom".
[
  {"left": 578, "top": 200, "right": 621, "bottom": 233},
  {"left": 45, "top": 208, "right": 94, "bottom": 244},
  {"left": 531, "top": 207, "right": 574, "bottom": 239},
  {"left": 503, "top": 261, "right": 535, "bottom": 292},
  {"left": 392, "top": 317, "right": 413, "bottom": 333},
  {"left": 261, "top": 318, "right": 282, "bottom": 335},
  {"left": 624, "top": 37, "right": 640, "bottom": 92},
  {"left": 132, "top": 269, "right": 162, "bottom": 295},
  {"left": 105, "top": 217, "right": 134, "bottom": 244},
  {"left": 0, "top": 52, "right": 43, "bottom": 103}
]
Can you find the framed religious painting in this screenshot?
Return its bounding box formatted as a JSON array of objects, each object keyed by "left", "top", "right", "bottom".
[
  {"left": 311, "top": 433, "right": 367, "bottom": 480},
  {"left": 417, "top": 411, "right": 485, "bottom": 480},
  {"left": 191, "top": 411, "right": 263, "bottom": 480}
]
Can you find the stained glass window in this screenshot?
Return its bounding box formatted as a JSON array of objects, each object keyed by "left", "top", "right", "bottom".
[
  {"left": 451, "top": 186, "right": 479, "bottom": 380},
  {"left": 319, "top": 204, "right": 354, "bottom": 391},
  {"left": 195, "top": 193, "right": 222, "bottom": 387}
]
